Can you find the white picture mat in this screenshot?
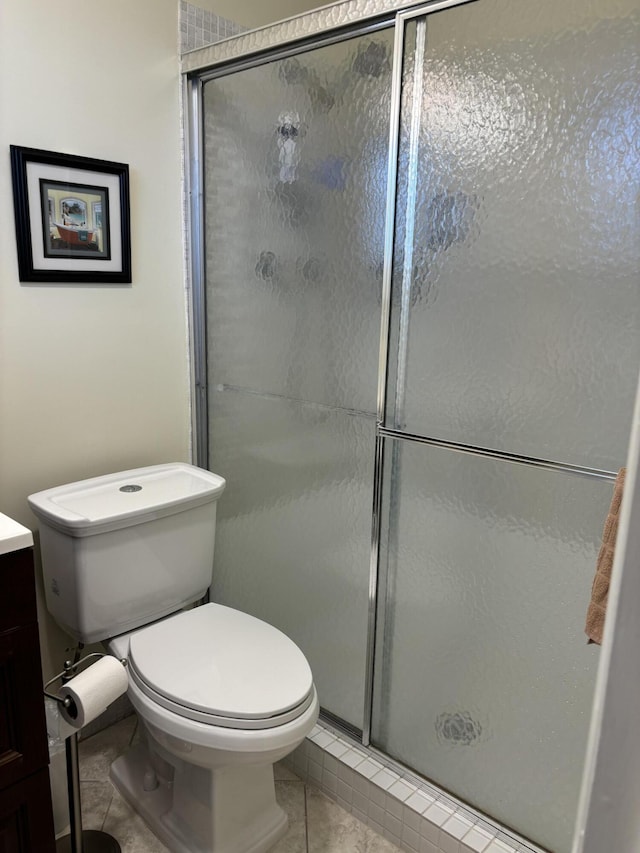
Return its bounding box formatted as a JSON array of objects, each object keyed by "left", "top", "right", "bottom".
[{"left": 26, "top": 162, "right": 123, "bottom": 272}]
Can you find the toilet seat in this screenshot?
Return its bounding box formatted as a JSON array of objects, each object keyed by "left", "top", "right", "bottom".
[{"left": 127, "top": 603, "right": 314, "bottom": 730}]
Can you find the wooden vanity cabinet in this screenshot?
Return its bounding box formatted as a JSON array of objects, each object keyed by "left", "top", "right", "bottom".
[{"left": 0, "top": 545, "right": 56, "bottom": 851}]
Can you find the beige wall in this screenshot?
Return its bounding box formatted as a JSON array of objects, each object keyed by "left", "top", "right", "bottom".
[
  {"left": 197, "top": 0, "right": 321, "bottom": 29},
  {"left": 0, "top": 0, "right": 191, "bottom": 678}
]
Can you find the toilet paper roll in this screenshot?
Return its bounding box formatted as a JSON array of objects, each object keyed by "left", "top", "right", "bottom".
[{"left": 58, "top": 656, "right": 129, "bottom": 730}]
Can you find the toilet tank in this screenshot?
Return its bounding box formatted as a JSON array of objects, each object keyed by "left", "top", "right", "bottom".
[{"left": 28, "top": 463, "right": 226, "bottom": 644}]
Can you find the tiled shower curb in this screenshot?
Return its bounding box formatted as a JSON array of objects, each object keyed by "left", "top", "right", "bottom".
[{"left": 285, "top": 720, "right": 543, "bottom": 853}]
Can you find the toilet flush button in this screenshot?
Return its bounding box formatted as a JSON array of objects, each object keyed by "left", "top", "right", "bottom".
[{"left": 119, "top": 485, "right": 142, "bottom": 493}]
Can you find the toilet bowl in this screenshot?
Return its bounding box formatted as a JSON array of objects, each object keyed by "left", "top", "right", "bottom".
[
  {"left": 28, "top": 463, "right": 319, "bottom": 853},
  {"left": 108, "top": 604, "right": 319, "bottom": 853}
]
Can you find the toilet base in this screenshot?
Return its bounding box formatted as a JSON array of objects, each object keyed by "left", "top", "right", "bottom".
[{"left": 110, "top": 743, "right": 288, "bottom": 853}]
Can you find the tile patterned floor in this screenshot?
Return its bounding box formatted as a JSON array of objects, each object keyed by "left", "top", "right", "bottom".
[{"left": 77, "top": 715, "right": 401, "bottom": 853}]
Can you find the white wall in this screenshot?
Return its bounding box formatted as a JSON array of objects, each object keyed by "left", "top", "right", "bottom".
[
  {"left": 0, "top": 0, "right": 191, "bottom": 679},
  {"left": 574, "top": 371, "right": 640, "bottom": 852}
]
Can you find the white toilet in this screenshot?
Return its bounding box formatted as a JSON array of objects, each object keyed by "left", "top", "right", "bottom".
[{"left": 29, "top": 463, "right": 319, "bottom": 853}]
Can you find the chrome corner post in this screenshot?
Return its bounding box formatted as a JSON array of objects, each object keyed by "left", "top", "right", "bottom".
[
  {"left": 185, "top": 72, "right": 209, "bottom": 471},
  {"left": 362, "top": 11, "right": 407, "bottom": 748}
]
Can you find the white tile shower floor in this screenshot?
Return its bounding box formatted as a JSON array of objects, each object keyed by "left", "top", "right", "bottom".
[{"left": 77, "top": 715, "right": 401, "bottom": 853}]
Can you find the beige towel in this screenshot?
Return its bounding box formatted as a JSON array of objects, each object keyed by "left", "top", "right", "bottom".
[{"left": 585, "top": 467, "right": 626, "bottom": 645}]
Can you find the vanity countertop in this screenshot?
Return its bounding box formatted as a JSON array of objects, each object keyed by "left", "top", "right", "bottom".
[{"left": 0, "top": 513, "right": 34, "bottom": 555}]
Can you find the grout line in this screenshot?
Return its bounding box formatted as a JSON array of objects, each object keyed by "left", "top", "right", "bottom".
[
  {"left": 129, "top": 717, "right": 138, "bottom": 747},
  {"left": 100, "top": 789, "right": 115, "bottom": 833},
  {"left": 303, "top": 783, "right": 310, "bottom": 852}
]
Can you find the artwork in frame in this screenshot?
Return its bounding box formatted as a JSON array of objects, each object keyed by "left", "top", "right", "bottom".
[{"left": 10, "top": 146, "right": 131, "bottom": 284}]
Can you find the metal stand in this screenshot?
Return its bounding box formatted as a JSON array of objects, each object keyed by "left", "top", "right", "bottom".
[{"left": 45, "top": 658, "right": 124, "bottom": 853}]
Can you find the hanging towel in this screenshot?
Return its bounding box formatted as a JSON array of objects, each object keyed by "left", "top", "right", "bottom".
[{"left": 585, "top": 467, "right": 626, "bottom": 645}]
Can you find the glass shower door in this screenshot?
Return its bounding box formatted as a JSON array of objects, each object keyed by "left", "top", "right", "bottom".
[
  {"left": 202, "top": 29, "right": 394, "bottom": 729},
  {"left": 371, "top": 2, "right": 640, "bottom": 851}
]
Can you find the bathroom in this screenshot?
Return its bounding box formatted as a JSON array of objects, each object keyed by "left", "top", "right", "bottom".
[{"left": 1, "top": 0, "right": 639, "bottom": 852}]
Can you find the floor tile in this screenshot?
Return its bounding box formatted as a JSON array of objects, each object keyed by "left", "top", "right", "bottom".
[
  {"left": 102, "top": 788, "right": 170, "bottom": 852},
  {"left": 276, "top": 780, "right": 307, "bottom": 825},
  {"left": 80, "top": 780, "right": 113, "bottom": 831},
  {"left": 306, "top": 786, "right": 400, "bottom": 853},
  {"left": 269, "top": 818, "right": 307, "bottom": 853},
  {"left": 79, "top": 715, "right": 137, "bottom": 782}
]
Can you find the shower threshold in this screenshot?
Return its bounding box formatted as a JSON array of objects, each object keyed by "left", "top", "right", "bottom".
[{"left": 284, "top": 713, "right": 550, "bottom": 853}]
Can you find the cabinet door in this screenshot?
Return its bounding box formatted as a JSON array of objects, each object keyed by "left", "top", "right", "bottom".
[
  {"left": 0, "top": 549, "right": 37, "bottom": 633},
  {"left": 0, "top": 769, "right": 56, "bottom": 853},
  {"left": 0, "top": 626, "right": 49, "bottom": 791}
]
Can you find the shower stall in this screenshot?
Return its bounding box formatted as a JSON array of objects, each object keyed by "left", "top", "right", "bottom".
[{"left": 184, "top": 1, "right": 640, "bottom": 850}]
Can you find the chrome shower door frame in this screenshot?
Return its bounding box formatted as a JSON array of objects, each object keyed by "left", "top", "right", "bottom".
[{"left": 183, "top": 2, "right": 623, "bottom": 849}]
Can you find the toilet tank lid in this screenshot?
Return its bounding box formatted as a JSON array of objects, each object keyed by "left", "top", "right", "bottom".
[{"left": 27, "top": 463, "right": 226, "bottom": 536}]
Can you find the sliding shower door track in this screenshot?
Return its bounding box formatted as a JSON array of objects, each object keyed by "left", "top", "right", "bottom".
[{"left": 319, "top": 707, "right": 362, "bottom": 742}]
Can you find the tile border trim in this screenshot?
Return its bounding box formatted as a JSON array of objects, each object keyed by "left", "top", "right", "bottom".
[{"left": 180, "top": 0, "right": 425, "bottom": 72}]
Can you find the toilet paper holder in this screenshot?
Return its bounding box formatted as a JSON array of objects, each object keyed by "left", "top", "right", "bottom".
[
  {"left": 44, "top": 653, "right": 128, "bottom": 721},
  {"left": 43, "top": 654, "right": 128, "bottom": 853}
]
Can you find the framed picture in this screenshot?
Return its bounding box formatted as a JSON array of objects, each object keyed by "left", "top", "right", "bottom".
[{"left": 10, "top": 146, "right": 131, "bottom": 284}]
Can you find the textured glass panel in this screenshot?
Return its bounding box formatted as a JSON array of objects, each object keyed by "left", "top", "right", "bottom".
[
  {"left": 203, "top": 30, "right": 393, "bottom": 729},
  {"left": 386, "top": 0, "right": 640, "bottom": 470},
  {"left": 203, "top": 30, "right": 392, "bottom": 414},
  {"left": 372, "top": 439, "right": 614, "bottom": 852},
  {"left": 208, "top": 387, "right": 376, "bottom": 728}
]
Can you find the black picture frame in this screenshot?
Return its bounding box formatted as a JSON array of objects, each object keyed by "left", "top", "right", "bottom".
[{"left": 10, "top": 146, "right": 131, "bottom": 284}]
